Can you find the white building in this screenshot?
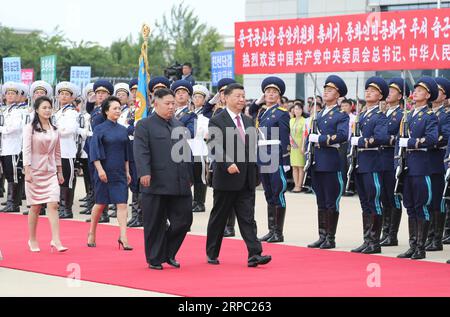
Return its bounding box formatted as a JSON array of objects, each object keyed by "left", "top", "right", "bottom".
[{"left": 243, "top": 0, "right": 450, "bottom": 99}]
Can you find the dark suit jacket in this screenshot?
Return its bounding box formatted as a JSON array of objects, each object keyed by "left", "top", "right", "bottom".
[
  {"left": 208, "top": 109, "right": 258, "bottom": 192},
  {"left": 134, "top": 113, "right": 193, "bottom": 196}
]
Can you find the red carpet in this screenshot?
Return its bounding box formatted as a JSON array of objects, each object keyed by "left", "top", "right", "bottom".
[{"left": 1, "top": 213, "right": 450, "bottom": 297}]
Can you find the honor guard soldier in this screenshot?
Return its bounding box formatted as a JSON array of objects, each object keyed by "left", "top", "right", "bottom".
[
  {"left": 307, "top": 75, "right": 349, "bottom": 249},
  {"left": 0, "top": 82, "right": 26, "bottom": 213},
  {"left": 192, "top": 85, "right": 210, "bottom": 213},
  {"left": 30, "top": 81, "right": 53, "bottom": 103},
  {"left": 250, "top": 77, "right": 291, "bottom": 243},
  {"left": 379, "top": 78, "right": 410, "bottom": 247},
  {"left": 54, "top": 82, "right": 82, "bottom": 219},
  {"left": 351, "top": 77, "right": 389, "bottom": 254},
  {"left": 397, "top": 77, "right": 439, "bottom": 260},
  {"left": 203, "top": 78, "right": 236, "bottom": 119},
  {"left": 171, "top": 80, "right": 197, "bottom": 138},
  {"left": 148, "top": 76, "right": 171, "bottom": 115},
  {"left": 78, "top": 84, "right": 94, "bottom": 213},
  {"left": 129, "top": 78, "right": 138, "bottom": 105},
  {"left": 424, "top": 77, "right": 450, "bottom": 252},
  {"left": 85, "top": 80, "right": 114, "bottom": 223}
]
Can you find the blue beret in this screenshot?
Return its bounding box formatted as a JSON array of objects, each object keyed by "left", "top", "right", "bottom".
[
  {"left": 365, "top": 76, "right": 389, "bottom": 101},
  {"left": 434, "top": 77, "right": 450, "bottom": 99},
  {"left": 171, "top": 80, "right": 193, "bottom": 96},
  {"left": 93, "top": 80, "right": 114, "bottom": 95},
  {"left": 415, "top": 77, "right": 439, "bottom": 102},
  {"left": 217, "top": 78, "right": 237, "bottom": 92},
  {"left": 129, "top": 78, "right": 138, "bottom": 90},
  {"left": 388, "top": 77, "right": 410, "bottom": 97},
  {"left": 261, "top": 76, "right": 286, "bottom": 96},
  {"left": 149, "top": 76, "right": 171, "bottom": 93},
  {"left": 324, "top": 75, "right": 348, "bottom": 97}
]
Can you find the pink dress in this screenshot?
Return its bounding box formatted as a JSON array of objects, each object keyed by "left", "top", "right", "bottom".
[{"left": 22, "top": 124, "right": 62, "bottom": 205}]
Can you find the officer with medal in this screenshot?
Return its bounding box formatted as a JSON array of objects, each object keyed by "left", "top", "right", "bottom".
[
  {"left": 397, "top": 77, "right": 439, "bottom": 260},
  {"left": 250, "top": 77, "right": 291, "bottom": 243},
  {"left": 379, "top": 78, "right": 410, "bottom": 247},
  {"left": 307, "top": 75, "right": 349, "bottom": 250},
  {"left": 54, "top": 82, "right": 82, "bottom": 219},
  {"left": 0, "top": 82, "right": 26, "bottom": 213},
  {"left": 351, "top": 77, "right": 389, "bottom": 255},
  {"left": 424, "top": 77, "right": 450, "bottom": 252}
]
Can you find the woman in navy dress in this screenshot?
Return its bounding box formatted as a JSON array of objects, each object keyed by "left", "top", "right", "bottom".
[{"left": 87, "top": 96, "right": 133, "bottom": 250}]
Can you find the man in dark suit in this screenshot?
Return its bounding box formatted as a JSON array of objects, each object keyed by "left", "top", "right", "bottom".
[
  {"left": 134, "top": 88, "right": 193, "bottom": 270},
  {"left": 182, "top": 63, "right": 196, "bottom": 86},
  {"left": 206, "top": 83, "right": 272, "bottom": 268}
]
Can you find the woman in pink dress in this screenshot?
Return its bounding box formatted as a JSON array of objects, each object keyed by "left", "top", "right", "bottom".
[{"left": 23, "top": 96, "right": 67, "bottom": 253}]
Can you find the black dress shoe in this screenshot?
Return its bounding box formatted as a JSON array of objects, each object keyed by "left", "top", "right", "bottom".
[
  {"left": 248, "top": 255, "right": 272, "bottom": 267},
  {"left": 166, "top": 258, "right": 181, "bottom": 268},
  {"left": 207, "top": 257, "right": 220, "bottom": 265},
  {"left": 223, "top": 228, "right": 235, "bottom": 238},
  {"left": 149, "top": 264, "right": 163, "bottom": 270}
]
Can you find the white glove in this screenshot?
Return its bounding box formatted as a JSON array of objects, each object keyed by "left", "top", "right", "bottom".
[
  {"left": 255, "top": 94, "right": 265, "bottom": 105},
  {"left": 283, "top": 166, "right": 291, "bottom": 173},
  {"left": 351, "top": 137, "right": 361, "bottom": 146},
  {"left": 209, "top": 92, "right": 220, "bottom": 105},
  {"left": 309, "top": 134, "right": 319, "bottom": 143},
  {"left": 399, "top": 138, "right": 409, "bottom": 148},
  {"left": 87, "top": 131, "right": 94, "bottom": 137},
  {"left": 88, "top": 93, "right": 96, "bottom": 104}
]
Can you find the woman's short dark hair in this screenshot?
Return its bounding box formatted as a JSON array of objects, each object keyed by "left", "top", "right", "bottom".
[
  {"left": 101, "top": 96, "right": 121, "bottom": 118},
  {"left": 32, "top": 96, "right": 57, "bottom": 133}
]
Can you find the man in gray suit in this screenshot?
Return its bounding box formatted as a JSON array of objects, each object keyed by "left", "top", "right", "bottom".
[{"left": 134, "top": 88, "right": 193, "bottom": 270}]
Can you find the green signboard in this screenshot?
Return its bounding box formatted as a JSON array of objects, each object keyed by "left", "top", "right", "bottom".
[{"left": 40, "top": 55, "right": 57, "bottom": 85}]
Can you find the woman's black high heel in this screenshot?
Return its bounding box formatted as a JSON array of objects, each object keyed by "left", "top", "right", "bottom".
[
  {"left": 118, "top": 239, "right": 133, "bottom": 251},
  {"left": 87, "top": 233, "right": 96, "bottom": 248}
]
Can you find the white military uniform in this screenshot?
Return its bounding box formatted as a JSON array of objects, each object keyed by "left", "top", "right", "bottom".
[
  {"left": 54, "top": 82, "right": 81, "bottom": 189},
  {"left": 0, "top": 82, "right": 25, "bottom": 212}
]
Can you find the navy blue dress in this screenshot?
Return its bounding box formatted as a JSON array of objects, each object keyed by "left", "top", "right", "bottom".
[{"left": 90, "top": 119, "right": 130, "bottom": 205}]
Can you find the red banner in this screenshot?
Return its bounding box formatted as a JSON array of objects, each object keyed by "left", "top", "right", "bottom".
[
  {"left": 21, "top": 68, "right": 34, "bottom": 86},
  {"left": 235, "top": 8, "right": 450, "bottom": 74}
]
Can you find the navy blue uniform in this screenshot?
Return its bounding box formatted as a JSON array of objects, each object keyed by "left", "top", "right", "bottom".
[
  {"left": 311, "top": 105, "right": 349, "bottom": 212},
  {"left": 402, "top": 107, "right": 439, "bottom": 220},
  {"left": 381, "top": 106, "right": 404, "bottom": 210},
  {"left": 251, "top": 103, "right": 291, "bottom": 208},
  {"left": 428, "top": 106, "right": 450, "bottom": 214},
  {"left": 90, "top": 119, "right": 130, "bottom": 205},
  {"left": 355, "top": 106, "right": 388, "bottom": 216},
  {"left": 175, "top": 107, "right": 197, "bottom": 138}
]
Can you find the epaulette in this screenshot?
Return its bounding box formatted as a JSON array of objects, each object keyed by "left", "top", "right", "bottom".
[
  {"left": 278, "top": 106, "right": 288, "bottom": 112},
  {"left": 427, "top": 110, "right": 434, "bottom": 115}
]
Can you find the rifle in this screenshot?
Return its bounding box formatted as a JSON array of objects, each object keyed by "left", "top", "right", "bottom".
[
  {"left": 302, "top": 74, "right": 319, "bottom": 190},
  {"left": 394, "top": 71, "right": 409, "bottom": 198},
  {"left": 345, "top": 76, "right": 361, "bottom": 194},
  {"left": 444, "top": 156, "right": 450, "bottom": 200}
]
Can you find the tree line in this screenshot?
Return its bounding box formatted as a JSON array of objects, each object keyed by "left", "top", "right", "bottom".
[{"left": 0, "top": 2, "right": 224, "bottom": 82}]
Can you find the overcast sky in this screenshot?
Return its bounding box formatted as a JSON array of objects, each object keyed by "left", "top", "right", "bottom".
[{"left": 1, "top": 0, "right": 246, "bottom": 46}]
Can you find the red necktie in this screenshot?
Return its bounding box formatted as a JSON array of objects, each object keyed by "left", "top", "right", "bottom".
[{"left": 236, "top": 115, "right": 246, "bottom": 144}]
